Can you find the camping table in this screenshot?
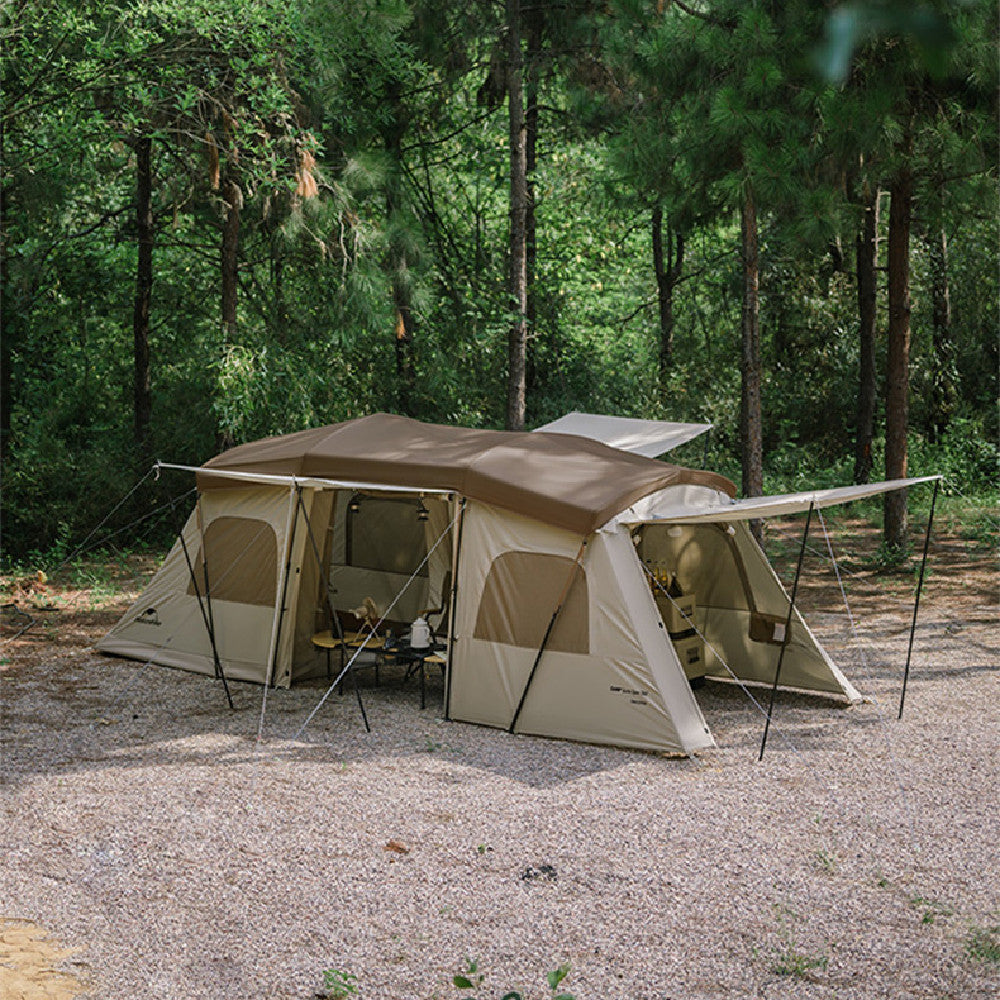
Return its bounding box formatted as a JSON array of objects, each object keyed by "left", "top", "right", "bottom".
[
  {"left": 384, "top": 640, "right": 446, "bottom": 709},
  {"left": 310, "top": 631, "right": 383, "bottom": 687}
]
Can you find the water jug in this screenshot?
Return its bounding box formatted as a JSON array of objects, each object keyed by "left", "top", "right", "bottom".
[{"left": 410, "top": 616, "right": 431, "bottom": 649}]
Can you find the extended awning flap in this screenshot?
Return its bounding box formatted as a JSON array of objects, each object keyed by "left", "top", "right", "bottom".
[
  {"left": 623, "top": 476, "right": 942, "bottom": 524},
  {"left": 533, "top": 411, "right": 712, "bottom": 457}
]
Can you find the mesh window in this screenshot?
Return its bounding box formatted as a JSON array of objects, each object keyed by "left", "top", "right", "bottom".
[
  {"left": 473, "top": 551, "right": 589, "bottom": 654},
  {"left": 187, "top": 516, "right": 278, "bottom": 607},
  {"left": 347, "top": 497, "right": 429, "bottom": 577}
]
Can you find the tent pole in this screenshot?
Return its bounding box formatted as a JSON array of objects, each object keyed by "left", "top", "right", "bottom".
[
  {"left": 172, "top": 496, "right": 233, "bottom": 709},
  {"left": 702, "top": 427, "right": 711, "bottom": 470},
  {"left": 300, "top": 488, "right": 369, "bottom": 731},
  {"left": 443, "top": 497, "right": 467, "bottom": 722},
  {"left": 759, "top": 501, "right": 814, "bottom": 761},
  {"left": 266, "top": 484, "right": 301, "bottom": 689},
  {"left": 508, "top": 537, "right": 588, "bottom": 735},
  {"left": 898, "top": 479, "right": 939, "bottom": 720}
]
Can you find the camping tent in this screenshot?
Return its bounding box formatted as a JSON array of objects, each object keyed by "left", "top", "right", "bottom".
[{"left": 99, "top": 413, "right": 931, "bottom": 754}]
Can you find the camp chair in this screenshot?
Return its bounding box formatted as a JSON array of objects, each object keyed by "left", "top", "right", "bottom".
[{"left": 418, "top": 571, "right": 452, "bottom": 641}]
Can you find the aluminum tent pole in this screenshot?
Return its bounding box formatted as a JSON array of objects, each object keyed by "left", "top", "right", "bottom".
[
  {"left": 443, "top": 497, "right": 466, "bottom": 722},
  {"left": 171, "top": 496, "right": 233, "bottom": 709},
  {"left": 265, "top": 484, "right": 301, "bottom": 689},
  {"left": 508, "top": 537, "right": 588, "bottom": 735},
  {"left": 898, "top": 479, "right": 939, "bottom": 720},
  {"left": 759, "top": 501, "right": 814, "bottom": 761}
]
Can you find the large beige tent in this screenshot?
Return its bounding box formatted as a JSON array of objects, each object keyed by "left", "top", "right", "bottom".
[{"left": 99, "top": 414, "right": 931, "bottom": 754}]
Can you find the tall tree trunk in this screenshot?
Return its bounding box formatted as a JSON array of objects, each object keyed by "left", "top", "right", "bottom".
[
  {"left": 926, "top": 224, "right": 954, "bottom": 443},
  {"left": 505, "top": 0, "right": 528, "bottom": 431},
  {"left": 216, "top": 171, "right": 241, "bottom": 451},
  {"left": 884, "top": 168, "right": 912, "bottom": 549},
  {"left": 0, "top": 132, "right": 12, "bottom": 465},
  {"left": 740, "top": 189, "right": 764, "bottom": 541},
  {"left": 132, "top": 136, "right": 154, "bottom": 466},
  {"left": 853, "top": 190, "right": 879, "bottom": 485},
  {"left": 384, "top": 86, "right": 415, "bottom": 416},
  {"left": 220, "top": 172, "right": 241, "bottom": 341},
  {"left": 652, "top": 204, "right": 684, "bottom": 385},
  {"left": 523, "top": 9, "right": 541, "bottom": 406}
]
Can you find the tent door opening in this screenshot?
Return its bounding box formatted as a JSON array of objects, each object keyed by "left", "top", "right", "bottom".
[{"left": 287, "top": 489, "right": 453, "bottom": 684}]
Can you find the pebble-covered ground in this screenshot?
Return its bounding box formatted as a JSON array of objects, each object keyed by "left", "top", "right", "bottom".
[{"left": 1, "top": 527, "right": 997, "bottom": 1000}]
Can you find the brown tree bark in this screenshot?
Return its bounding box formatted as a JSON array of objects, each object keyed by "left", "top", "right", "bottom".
[
  {"left": 523, "top": 8, "right": 541, "bottom": 403},
  {"left": 220, "top": 172, "right": 241, "bottom": 341},
  {"left": 884, "top": 168, "right": 912, "bottom": 550},
  {"left": 853, "top": 190, "right": 879, "bottom": 485},
  {"left": 926, "top": 224, "right": 954, "bottom": 443},
  {"left": 652, "top": 204, "right": 684, "bottom": 383},
  {"left": 384, "top": 85, "right": 415, "bottom": 416},
  {"left": 740, "top": 189, "right": 764, "bottom": 541},
  {"left": 0, "top": 128, "right": 12, "bottom": 464},
  {"left": 505, "top": 0, "right": 528, "bottom": 431},
  {"left": 132, "top": 136, "right": 154, "bottom": 465}
]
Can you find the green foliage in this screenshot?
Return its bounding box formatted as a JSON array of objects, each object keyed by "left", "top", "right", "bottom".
[
  {"left": 965, "top": 923, "right": 1000, "bottom": 965},
  {"left": 1, "top": 0, "right": 996, "bottom": 560},
  {"left": 322, "top": 968, "right": 359, "bottom": 999},
  {"left": 453, "top": 958, "right": 575, "bottom": 1000},
  {"left": 910, "top": 894, "right": 954, "bottom": 926},
  {"left": 769, "top": 905, "right": 830, "bottom": 978}
]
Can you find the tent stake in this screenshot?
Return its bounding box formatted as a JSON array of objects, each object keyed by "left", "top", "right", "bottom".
[
  {"left": 508, "top": 538, "right": 588, "bottom": 734},
  {"left": 300, "top": 489, "right": 368, "bottom": 732},
  {"left": 267, "top": 486, "right": 302, "bottom": 688},
  {"left": 759, "top": 501, "right": 814, "bottom": 761},
  {"left": 443, "top": 498, "right": 467, "bottom": 723},
  {"left": 898, "top": 478, "right": 939, "bottom": 720},
  {"left": 171, "top": 497, "right": 233, "bottom": 709}
]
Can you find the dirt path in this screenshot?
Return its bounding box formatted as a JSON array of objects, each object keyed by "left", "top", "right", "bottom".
[{"left": 0, "top": 920, "right": 89, "bottom": 1000}]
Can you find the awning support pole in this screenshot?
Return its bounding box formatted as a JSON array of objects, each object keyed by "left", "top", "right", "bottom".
[
  {"left": 759, "top": 500, "right": 814, "bottom": 761},
  {"left": 898, "top": 478, "right": 939, "bottom": 720},
  {"left": 300, "top": 489, "right": 368, "bottom": 732},
  {"left": 266, "top": 485, "right": 302, "bottom": 688},
  {"left": 443, "top": 497, "right": 467, "bottom": 723},
  {"left": 171, "top": 497, "right": 233, "bottom": 709},
  {"left": 508, "top": 537, "right": 588, "bottom": 734}
]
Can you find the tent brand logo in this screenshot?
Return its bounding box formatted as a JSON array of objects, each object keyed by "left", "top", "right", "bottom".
[
  {"left": 134, "top": 608, "right": 161, "bottom": 627},
  {"left": 610, "top": 685, "right": 649, "bottom": 705}
]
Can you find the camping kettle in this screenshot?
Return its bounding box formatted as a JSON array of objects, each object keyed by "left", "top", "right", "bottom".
[{"left": 410, "top": 616, "right": 431, "bottom": 649}]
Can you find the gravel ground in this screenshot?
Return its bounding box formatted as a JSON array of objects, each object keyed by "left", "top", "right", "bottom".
[{"left": 2, "top": 586, "right": 998, "bottom": 999}]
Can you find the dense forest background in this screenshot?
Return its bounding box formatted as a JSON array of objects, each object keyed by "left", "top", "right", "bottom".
[{"left": 2, "top": 0, "right": 997, "bottom": 561}]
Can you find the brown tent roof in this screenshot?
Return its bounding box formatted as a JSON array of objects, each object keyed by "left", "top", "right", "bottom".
[{"left": 200, "top": 413, "right": 735, "bottom": 535}]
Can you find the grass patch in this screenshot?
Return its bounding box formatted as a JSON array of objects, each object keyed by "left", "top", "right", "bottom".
[{"left": 966, "top": 924, "right": 1000, "bottom": 965}]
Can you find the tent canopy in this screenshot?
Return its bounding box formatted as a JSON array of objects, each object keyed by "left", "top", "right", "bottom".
[
  {"left": 533, "top": 411, "right": 712, "bottom": 457},
  {"left": 620, "top": 476, "right": 941, "bottom": 525},
  {"left": 199, "top": 413, "right": 735, "bottom": 536}
]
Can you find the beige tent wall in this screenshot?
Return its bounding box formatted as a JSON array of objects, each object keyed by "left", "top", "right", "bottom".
[
  {"left": 98, "top": 486, "right": 296, "bottom": 683},
  {"left": 449, "top": 502, "right": 712, "bottom": 753},
  {"left": 638, "top": 520, "right": 859, "bottom": 700},
  {"left": 423, "top": 496, "right": 452, "bottom": 627}
]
